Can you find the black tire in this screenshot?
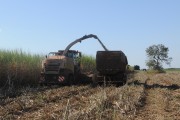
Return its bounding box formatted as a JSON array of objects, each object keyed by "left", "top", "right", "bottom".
[
  {"left": 39, "top": 83, "right": 44, "bottom": 86},
  {"left": 123, "top": 74, "right": 127, "bottom": 85},
  {"left": 67, "top": 75, "right": 74, "bottom": 86},
  {"left": 91, "top": 74, "right": 98, "bottom": 87}
]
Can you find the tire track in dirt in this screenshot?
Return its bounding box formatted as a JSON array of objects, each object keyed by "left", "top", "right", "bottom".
[
  {"left": 135, "top": 88, "right": 166, "bottom": 119},
  {"left": 134, "top": 77, "right": 165, "bottom": 120},
  {"left": 135, "top": 73, "right": 180, "bottom": 120}
]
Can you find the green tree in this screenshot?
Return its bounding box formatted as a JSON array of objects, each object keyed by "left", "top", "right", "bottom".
[
  {"left": 134, "top": 65, "right": 140, "bottom": 70},
  {"left": 146, "top": 44, "right": 172, "bottom": 70}
]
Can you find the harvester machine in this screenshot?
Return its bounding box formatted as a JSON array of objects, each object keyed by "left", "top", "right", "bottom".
[
  {"left": 40, "top": 34, "right": 128, "bottom": 86},
  {"left": 40, "top": 34, "right": 107, "bottom": 85}
]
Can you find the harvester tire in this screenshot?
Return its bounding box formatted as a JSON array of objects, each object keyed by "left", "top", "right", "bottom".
[{"left": 67, "top": 75, "right": 74, "bottom": 86}]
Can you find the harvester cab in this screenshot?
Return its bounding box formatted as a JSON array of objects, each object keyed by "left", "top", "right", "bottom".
[
  {"left": 40, "top": 34, "right": 107, "bottom": 85},
  {"left": 40, "top": 50, "right": 81, "bottom": 85}
]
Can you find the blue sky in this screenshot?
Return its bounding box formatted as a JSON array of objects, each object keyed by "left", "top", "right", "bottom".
[{"left": 0, "top": 0, "right": 180, "bottom": 68}]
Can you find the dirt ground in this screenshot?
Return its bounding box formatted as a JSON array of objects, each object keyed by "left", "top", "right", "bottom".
[{"left": 0, "top": 71, "right": 180, "bottom": 120}]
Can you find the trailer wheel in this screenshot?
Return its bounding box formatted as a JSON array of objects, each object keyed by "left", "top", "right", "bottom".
[
  {"left": 91, "top": 74, "right": 98, "bottom": 87},
  {"left": 116, "top": 73, "right": 127, "bottom": 86},
  {"left": 123, "top": 74, "right": 127, "bottom": 85}
]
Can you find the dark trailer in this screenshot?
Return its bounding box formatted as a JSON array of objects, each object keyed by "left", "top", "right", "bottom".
[{"left": 93, "top": 51, "right": 128, "bottom": 85}]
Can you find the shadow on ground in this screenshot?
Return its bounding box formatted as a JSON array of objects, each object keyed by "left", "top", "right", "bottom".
[
  {"left": 0, "top": 73, "right": 93, "bottom": 99},
  {"left": 128, "top": 80, "right": 180, "bottom": 90}
]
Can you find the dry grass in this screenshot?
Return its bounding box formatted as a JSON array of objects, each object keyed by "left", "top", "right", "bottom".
[
  {"left": 0, "top": 50, "right": 179, "bottom": 120},
  {"left": 0, "top": 49, "right": 43, "bottom": 97},
  {"left": 134, "top": 71, "right": 180, "bottom": 120},
  {"left": 0, "top": 84, "right": 146, "bottom": 120}
]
